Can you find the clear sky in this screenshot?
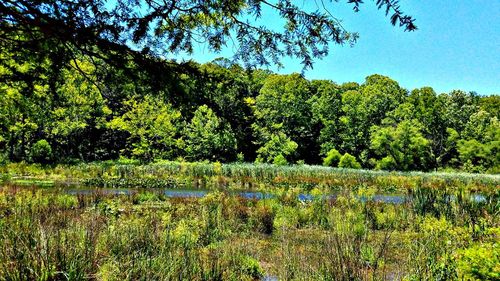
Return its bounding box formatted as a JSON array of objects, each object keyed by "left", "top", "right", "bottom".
[{"left": 176, "top": 1, "right": 500, "bottom": 95}]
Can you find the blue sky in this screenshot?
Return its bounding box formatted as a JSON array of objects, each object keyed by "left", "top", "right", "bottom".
[{"left": 175, "top": 1, "right": 500, "bottom": 95}]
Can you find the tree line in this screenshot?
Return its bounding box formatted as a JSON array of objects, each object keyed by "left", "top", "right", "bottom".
[{"left": 0, "top": 57, "right": 498, "bottom": 173}]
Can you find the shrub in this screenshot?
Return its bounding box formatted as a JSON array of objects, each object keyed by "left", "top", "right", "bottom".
[
  {"left": 0, "top": 152, "right": 7, "bottom": 165},
  {"left": 30, "top": 139, "right": 52, "bottom": 164},
  {"left": 375, "top": 156, "right": 397, "bottom": 170},
  {"left": 255, "top": 132, "right": 298, "bottom": 164},
  {"left": 338, "top": 153, "right": 361, "bottom": 169},
  {"left": 184, "top": 105, "right": 237, "bottom": 162},
  {"left": 323, "top": 148, "right": 341, "bottom": 167},
  {"left": 274, "top": 206, "right": 299, "bottom": 230},
  {"left": 273, "top": 154, "right": 288, "bottom": 166},
  {"left": 133, "top": 192, "right": 160, "bottom": 204},
  {"left": 456, "top": 243, "right": 500, "bottom": 281},
  {"left": 239, "top": 255, "right": 264, "bottom": 279},
  {"left": 253, "top": 200, "right": 277, "bottom": 234}
]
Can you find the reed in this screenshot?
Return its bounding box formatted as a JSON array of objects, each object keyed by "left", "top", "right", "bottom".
[
  {"left": 0, "top": 169, "right": 498, "bottom": 280},
  {"left": 2, "top": 161, "right": 498, "bottom": 193}
]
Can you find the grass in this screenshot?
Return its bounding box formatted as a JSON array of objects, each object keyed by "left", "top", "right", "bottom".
[
  {"left": 0, "top": 161, "right": 498, "bottom": 279},
  {"left": 9, "top": 178, "right": 55, "bottom": 187},
  {"left": 1, "top": 161, "right": 499, "bottom": 193},
  {"left": 0, "top": 184, "right": 498, "bottom": 280}
]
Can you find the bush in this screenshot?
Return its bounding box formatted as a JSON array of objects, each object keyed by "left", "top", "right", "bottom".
[
  {"left": 376, "top": 156, "right": 397, "bottom": 170},
  {"left": 253, "top": 200, "right": 277, "bottom": 234},
  {"left": 239, "top": 255, "right": 264, "bottom": 279},
  {"left": 273, "top": 205, "right": 299, "bottom": 230},
  {"left": 30, "top": 139, "right": 52, "bottom": 164},
  {"left": 457, "top": 243, "right": 500, "bottom": 280},
  {"left": 338, "top": 153, "right": 361, "bottom": 169},
  {"left": 133, "top": 192, "right": 160, "bottom": 204},
  {"left": 255, "top": 132, "right": 297, "bottom": 164},
  {"left": 0, "top": 152, "right": 8, "bottom": 165},
  {"left": 273, "top": 154, "right": 288, "bottom": 166},
  {"left": 323, "top": 148, "right": 341, "bottom": 167}
]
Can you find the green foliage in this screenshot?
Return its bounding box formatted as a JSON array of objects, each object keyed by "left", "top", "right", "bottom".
[
  {"left": 255, "top": 132, "right": 298, "bottom": 164},
  {"left": 273, "top": 154, "right": 288, "bottom": 166},
  {"left": 1, "top": 2, "right": 494, "bottom": 174},
  {"left": 323, "top": 148, "right": 341, "bottom": 167},
  {"left": 274, "top": 206, "right": 300, "bottom": 230},
  {"left": 109, "top": 96, "right": 181, "bottom": 161},
  {"left": 338, "top": 153, "right": 361, "bottom": 169},
  {"left": 456, "top": 243, "right": 500, "bottom": 280},
  {"left": 1, "top": 0, "right": 416, "bottom": 84},
  {"left": 0, "top": 48, "right": 497, "bottom": 172},
  {"left": 479, "top": 95, "right": 500, "bottom": 119},
  {"left": 184, "top": 105, "right": 237, "bottom": 162},
  {"left": 457, "top": 115, "right": 499, "bottom": 172},
  {"left": 375, "top": 156, "right": 397, "bottom": 171},
  {"left": 310, "top": 80, "right": 342, "bottom": 155},
  {"left": 51, "top": 61, "right": 109, "bottom": 138},
  {"left": 336, "top": 75, "right": 406, "bottom": 162},
  {"left": 371, "top": 119, "right": 431, "bottom": 171},
  {"left": 239, "top": 255, "right": 264, "bottom": 279},
  {"left": 30, "top": 139, "right": 52, "bottom": 164},
  {"left": 252, "top": 73, "right": 316, "bottom": 163}
]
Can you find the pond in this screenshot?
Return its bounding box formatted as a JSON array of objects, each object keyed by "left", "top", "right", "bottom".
[
  {"left": 2, "top": 179, "right": 488, "bottom": 204},
  {"left": 64, "top": 187, "right": 408, "bottom": 204}
]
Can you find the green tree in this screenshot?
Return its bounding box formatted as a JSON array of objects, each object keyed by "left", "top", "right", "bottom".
[
  {"left": 384, "top": 87, "right": 451, "bottom": 169},
  {"left": 310, "top": 80, "right": 343, "bottom": 155},
  {"left": 479, "top": 95, "right": 500, "bottom": 119},
  {"left": 255, "top": 131, "right": 298, "bottom": 164},
  {"left": 338, "top": 89, "right": 368, "bottom": 158},
  {"left": 183, "top": 105, "right": 237, "bottom": 162},
  {"left": 338, "top": 75, "right": 407, "bottom": 165},
  {"left": 438, "top": 92, "right": 487, "bottom": 170},
  {"left": 30, "top": 139, "right": 53, "bottom": 164},
  {"left": 443, "top": 90, "right": 480, "bottom": 133},
  {"left": 182, "top": 62, "right": 257, "bottom": 160},
  {"left": 48, "top": 61, "right": 111, "bottom": 160},
  {"left": 457, "top": 113, "right": 499, "bottom": 173},
  {"left": 109, "top": 96, "right": 181, "bottom": 161},
  {"left": 252, "top": 73, "right": 315, "bottom": 162},
  {"left": 370, "top": 120, "right": 431, "bottom": 171},
  {"left": 0, "top": 51, "right": 51, "bottom": 161}
]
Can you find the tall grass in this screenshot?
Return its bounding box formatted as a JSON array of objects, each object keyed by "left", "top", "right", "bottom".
[
  {"left": 0, "top": 185, "right": 498, "bottom": 280},
  {"left": 2, "top": 161, "right": 498, "bottom": 193}
]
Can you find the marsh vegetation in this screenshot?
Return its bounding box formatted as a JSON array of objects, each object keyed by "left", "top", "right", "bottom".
[{"left": 0, "top": 162, "right": 498, "bottom": 280}]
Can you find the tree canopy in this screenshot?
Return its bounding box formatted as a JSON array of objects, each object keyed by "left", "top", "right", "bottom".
[
  {"left": 1, "top": 0, "right": 416, "bottom": 73},
  {"left": 1, "top": 53, "right": 498, "bottom": 172},
  {"left": 3, "top": 1, "right": 499, "bottom": 174}
]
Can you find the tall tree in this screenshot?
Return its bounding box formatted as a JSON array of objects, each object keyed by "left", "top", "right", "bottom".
[
  {"left": 108, "top": 95, "right": 181, "bottom": 161},
  {"left": 370, "top": 120, "right": 432, "bottom": 171},
  {"left": 457, "top": 111, "right": 499, "bottom": 173},
  {"left": 183, "top": 105, "right": 237, "bottom": 162},
  {"left": 338, "top": 75, "right": 406, "bottom": 165},
  {"left": 386, "top": 87, "right": 447, "bottom": 169},
  {"left": 252, "top": 73, "right": 315, "bottom": 162},
  {"left": 310, "top": 80, "right": 342, "bottom": 155}
]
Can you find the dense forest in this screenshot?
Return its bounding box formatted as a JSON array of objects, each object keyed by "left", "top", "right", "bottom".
[{"left": 1, "top": 54, "right": 498, "bottom": 173}]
